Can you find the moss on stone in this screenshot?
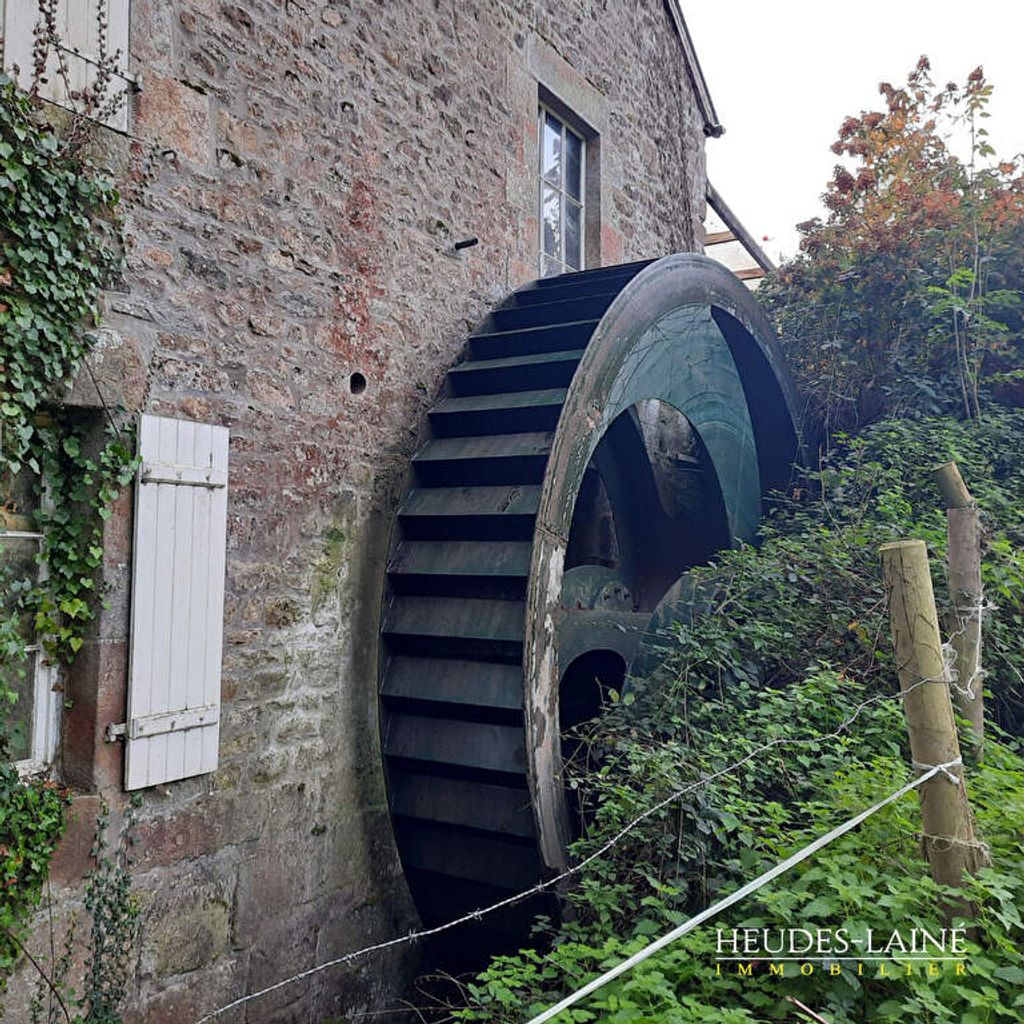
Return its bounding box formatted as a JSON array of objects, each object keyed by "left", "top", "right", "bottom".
[{"left": 311, "top": 525, "right": 349, "bottom": 611}]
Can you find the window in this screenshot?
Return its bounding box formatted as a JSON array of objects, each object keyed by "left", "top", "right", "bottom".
[
  {"left": 1, "top": 473, "right": 60, "bottom": 772},
  {"left": 538, "top": 105, "right": 585, "bottom": 277},
  {"left": 2, "top": 411, "right": 232, "bottom": 788},
  {"left": 2, "top": 1, "right": 132, "bottom": 132}
]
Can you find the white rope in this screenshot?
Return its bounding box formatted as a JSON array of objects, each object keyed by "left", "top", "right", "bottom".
[
  {"left": 912, "top": 756, "right": 962, "bottom": 785},
  {"left": 192, "top": 674, "right": 942, "bottom": 1023},
  {"left": 943, "top": 589, "right": 993, "bottom": 701},
  {"left": 522, "top": 760, "right": 959, "bottom": 1024}
]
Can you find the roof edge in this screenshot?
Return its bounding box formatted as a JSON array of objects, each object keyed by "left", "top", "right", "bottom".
[
  {"left": 663, "top": 1, "right": 724, "bottom": 138},
  {"left": 706, "top": 182, "right": 777, "bottom": 274}
]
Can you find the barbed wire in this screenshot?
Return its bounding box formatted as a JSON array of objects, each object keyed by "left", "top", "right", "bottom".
[
  {"left": 194, "top": 669, "right": 947, "bottom": 1023},
  {"left": 524, "top": 758, "right": 961, "bottom": 1024}
]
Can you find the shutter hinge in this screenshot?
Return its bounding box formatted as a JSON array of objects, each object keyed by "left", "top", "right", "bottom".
[
  {"left": 141, "top": 461, "right": 227, "bottom": 488},
  {"left": 105, "top": 705, "right": 219, "bottom": 743}
]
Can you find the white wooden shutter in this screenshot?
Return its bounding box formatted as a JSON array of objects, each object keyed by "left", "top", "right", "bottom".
[
  {"left": 2, "top": 1, "right": 131, "bottom": 132},
  {"left": 125, "top": 415, "right": 228, "bottom": 790}
]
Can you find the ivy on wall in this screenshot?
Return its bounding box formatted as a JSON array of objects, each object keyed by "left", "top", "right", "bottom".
[
  {"left": 0, "top": 71, "right": 136, "bottom": 986},
  {"left": 0, "top": 72, "right": 136, "bottom": 666}
]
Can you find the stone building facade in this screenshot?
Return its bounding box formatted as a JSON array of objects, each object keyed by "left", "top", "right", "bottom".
[{"left": 2, "top": 1, "right": 717, "bottom": 1019}]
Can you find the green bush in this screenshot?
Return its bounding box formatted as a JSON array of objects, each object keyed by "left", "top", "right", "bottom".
[
  {"left": 455, "top": 412, "right": 1024, "bottom": 1023},
  {"left": 758, "top": 60, "right": 1024, "bottom": 437}
]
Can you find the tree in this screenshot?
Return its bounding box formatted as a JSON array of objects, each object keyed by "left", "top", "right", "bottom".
[{"left": 761, "top": 58, "right": 1024, "bottom": 445}]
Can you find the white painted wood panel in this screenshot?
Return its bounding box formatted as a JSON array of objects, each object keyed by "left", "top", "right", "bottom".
[
  {"left": 2, "top": 1, "right": 131, "bottom": 132},
  {"left": 125, "top": 415, "right": 229, "bottom": 789},
  {"left": 1, "top": 0, "right": 39, "bottom": 83}
]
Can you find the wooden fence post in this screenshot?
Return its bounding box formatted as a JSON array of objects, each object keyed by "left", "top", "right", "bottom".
[
  {"left": 932, "top": 461, "right": 985, "bottom": 753},
  {"left": 879, "top": 539, "right": 990, "bottom": 896}
]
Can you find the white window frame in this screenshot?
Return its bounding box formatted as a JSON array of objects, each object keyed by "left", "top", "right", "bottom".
[
  {"left": 1, "top": 525, "right": 61, "bottom": 775},
  {"left": 538, "top": 103, "right": 586, "bottom": 277}
]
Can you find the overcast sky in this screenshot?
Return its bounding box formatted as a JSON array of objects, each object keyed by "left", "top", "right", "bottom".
[{"left": 684, "top": 2, "right": 1024, "bottom": 263}]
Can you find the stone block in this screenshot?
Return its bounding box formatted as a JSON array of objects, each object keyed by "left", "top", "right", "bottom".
[
  {"left": 601, "top": 223, "right": 626, "bottom": 266},
  {"left": 241, "top": 902, "right": 325, "bottom": 1022},
  {"left": 151, "top": 891, "right": 231, "bottom": 978},
  {"left": 128, "top": 0, "right": 175, "bottom": 73},
  {"left": 134, "top": 74, "right": 212, "bottom": 166},
  {"left": 62, "top": 327, "right": 148, "bottom": 413},
  {"left": 127, "top": 953, "right": 249, "bottom": 1024},
  {"left": 132, "top": 794, "right": 261, "bottom": 870},
  {"left": 62, "top": 639, "right": 128, "bottom": 793},
  {"left": 48, "top": 793, "right": 103, "bottom": 887},
  {"left": 232, "top": 831, "right": 319, "bottom": 947}
]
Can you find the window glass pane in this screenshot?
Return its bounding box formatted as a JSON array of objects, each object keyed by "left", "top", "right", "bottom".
[
  {"left": 1, "top": 534, "right": 42, "bottom": 762},
  {"left": 565, "top": 130, "right": 583, "bottom": 202},
  {"left": 1, "top": 536, "right": 41, "bottom": 640},
  {"left": 1, "top": 467, "right": 38, "bottom": 530},
  {"left": 542, "top": 112, "right": 562, "bottom": 186},
  {"left": 565, "top": 201, "right": 582, "bottom": 270},
  {"left": 1, "top": 467, "right": 44, "bottom": 763},
  {"left": 542, "top": 185, "right": 561, "bottom": 258},
  {"left": 1, "top": 657, "right": 35, "bottom": 761},
  {"left": 541, "top": 255, "right": 563, "bottom": 278}
]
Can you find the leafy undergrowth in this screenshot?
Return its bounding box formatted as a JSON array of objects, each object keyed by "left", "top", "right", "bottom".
[{"left": 453, "top": 412, "right": 1024, "bottom": 1024}]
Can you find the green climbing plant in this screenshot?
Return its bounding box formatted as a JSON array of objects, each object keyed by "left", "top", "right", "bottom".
[
  {"left": 28, "top": 799, "right": 141, "bottom": 1024},
  {"left": 1, "top": 64, "right": 137, "bottom": 996},
  {"left": 0, "top": 768, "right": 69, "bottom": 982},
  {"left": 0, "top": 72, "right": 136, "bottom": 665}
]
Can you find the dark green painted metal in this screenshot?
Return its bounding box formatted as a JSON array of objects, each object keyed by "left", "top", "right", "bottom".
[
  {"left": 412, "top": 432, "right": 553, "bottom": 487},
  {"left": 394, "top": 820, "right": 540, "bottom": 889},
  {"left": 390, "top": 540, "right": 532, "bottom": 579},
  {"left": 384, "top": 714, "right": 527, "bottom": 774},
  {"left": 447, "top": 349, "right": 584, "bottom": 396},
  {"left": 388, "top": 541, "right": 531, "bottom": 599},
  {"left": 530, "top": 256, "right": 657, "bottom": 288},
  {"left": 397, "top": 485, "right": 541, "bottom": 541},
  {"left": 407, "top": 871, "right": 547, "bottom": 949},
  {"left": 555, "top": 608, "right": 651, "bottom": 670},
  {"left": 391, "top": 771, "right": 535, "bottom": 837},
  {"left": 414, "top": 432, "right": 554, "bottom": 463},
  {"left": 486, "top": 291, "right": 619, "bottom": 332},
  {"left": 511, "top": 269, "right": 647, "bottom": 306},
  {"left": 524, "top": 255, "right": 802, "bottom": 872},
  {"left": 384, "top": 595, "right": 526, "bottom": 636},
  {"left": 468, "top": 320, "right": 599, "bottom": 360},
  {"left": 382, "top": 657, "right": 523, "bottom": 710},
  {"left": 429, "top": 389, "right": 568, "bottom": 437},
  {"left": 559, "top": 565, "right": 634, "bottom": 611},
  {"left": 378, "top": 254, "right": 801, "bottom": 950}
]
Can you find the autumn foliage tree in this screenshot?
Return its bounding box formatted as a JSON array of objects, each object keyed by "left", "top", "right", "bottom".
[{"left": 761, "top": 58, "right": 1024, "bottom": 443}]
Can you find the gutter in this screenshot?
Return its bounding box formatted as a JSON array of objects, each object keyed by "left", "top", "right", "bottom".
[{"left": 663, "top": 0, "right": 724, "bottom": 138}]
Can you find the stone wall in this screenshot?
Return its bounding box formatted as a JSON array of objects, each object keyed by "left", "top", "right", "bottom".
[{"left": 7, "top": 1, "right": 709, "bottom": 1020}]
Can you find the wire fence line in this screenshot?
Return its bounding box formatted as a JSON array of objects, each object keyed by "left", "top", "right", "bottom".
[
  {"left": 194, "top": 671, "right": 949, "bottom": 1023},
  {"left": 523, "top": 758, "right": 961, "bottom": 1024}
]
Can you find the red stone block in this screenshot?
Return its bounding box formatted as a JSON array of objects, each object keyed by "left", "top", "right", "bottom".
[
  {"left": 134, "top": 74, "right": 212, "bottom": 166},
  {"left": 49, "top": 794, "right": 103, "bottom": 886}
]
